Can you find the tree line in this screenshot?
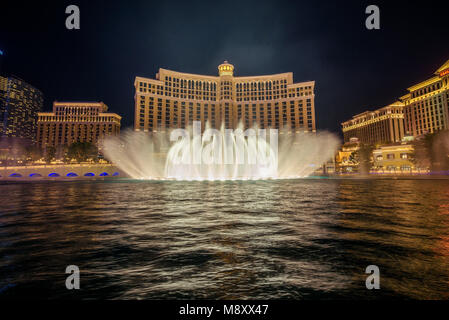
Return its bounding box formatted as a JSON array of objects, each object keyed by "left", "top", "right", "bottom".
[{"left": 0, "top": 142, "right": 101, "bottom": 164}]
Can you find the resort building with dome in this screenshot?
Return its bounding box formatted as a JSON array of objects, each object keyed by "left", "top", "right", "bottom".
[{"left": 134, "top": 61, "right": 316, "bottom": 132}]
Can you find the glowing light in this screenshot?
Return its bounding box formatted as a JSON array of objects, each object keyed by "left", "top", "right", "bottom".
[
  {"left": 66, "top": 172, "right": 78, "bottom": 177},
  {"left": 9, "top": 173, "right": 22, "bottom": 178},
  {"left": 218, "top": 61, "right": 234, "bottom": 76},
  {"left": 29, "top": 173, "right": 42, "bottom": 177}
]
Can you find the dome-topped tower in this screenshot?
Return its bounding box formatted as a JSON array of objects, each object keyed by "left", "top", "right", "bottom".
[{"left": 218, "top": 60, "right": 234, "bottom": 76}]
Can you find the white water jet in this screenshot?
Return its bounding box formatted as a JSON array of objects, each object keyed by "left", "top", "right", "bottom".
[{"left": 103, "top": 122, "right": 340, "bottom": 180}]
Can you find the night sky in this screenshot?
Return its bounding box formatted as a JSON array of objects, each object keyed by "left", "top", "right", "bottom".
[{"left": 0, "top": 0, "right": 448, "bottom": 135}]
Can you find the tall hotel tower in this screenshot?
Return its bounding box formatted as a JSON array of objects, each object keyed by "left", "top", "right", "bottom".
[
  {"left": 341, "top": 59, "right": 449, "bottom": 143},
  {"left": 400, "top": 59, "right": 449, "bottom": 136},
  {"left": 0, "top": 75, "right": 43, "bottom": 142},
  {"left": 134, "top": 61, "right": 316, "bottom": 132}
]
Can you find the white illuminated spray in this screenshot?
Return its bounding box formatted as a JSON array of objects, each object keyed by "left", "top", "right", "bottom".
[
  {"left": 103, "top": 121, "right": 340, "bottom": 180},
  {"left": 164, "top": 122, "right": 277, "bottom": 180}
]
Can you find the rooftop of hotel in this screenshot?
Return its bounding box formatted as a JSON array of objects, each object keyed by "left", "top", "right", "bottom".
[
  {"left": 38, "top": 101, "right": 121, "bottom": 119},
  {"left": 135, "top": 61, "right": 314, "bottom": 85},
  {"left": 342, "top": 101, "right": 404, "bottom": 126},
  {"left": 406, "top": 59, "right": 449, "bottom": 91}
]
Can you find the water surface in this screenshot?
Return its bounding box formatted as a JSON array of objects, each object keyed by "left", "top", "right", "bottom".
[{"left": 0, "top": 179, "right": 448, "bottom": 299}]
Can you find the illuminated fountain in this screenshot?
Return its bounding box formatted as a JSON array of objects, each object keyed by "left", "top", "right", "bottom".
[{"left": 103, "top": 122, "right": 340, "bottom": 181}]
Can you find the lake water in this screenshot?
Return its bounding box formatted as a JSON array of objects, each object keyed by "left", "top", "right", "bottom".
[{"left": 0, "top": 178, "right": 448, "bottom": 299}]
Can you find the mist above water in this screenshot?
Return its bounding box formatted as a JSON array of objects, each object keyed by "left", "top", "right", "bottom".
[{"left": 103, "top": 122, "right": 340, "bottom": 180}]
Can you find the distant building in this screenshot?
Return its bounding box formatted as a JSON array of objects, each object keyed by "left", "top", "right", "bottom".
[
  {"left": 36, "top": 101, "right": 121, "bottom": 150},
  {"left": 335, "top": 138, "right": 360, "bottom": 173},
  {"left": 341, "top": 102, "right": 405, "bottom": 145},
  {"left": 134, "top": 61, "right": 316, "bottom": 132},
  {"left": 372, "top": 143, "right": 420, "bottom": 173},
  {"left": 341, "top": 59, "right": 449, "bottom": 146},
  {"left": 0, "top": 75, "right": 43, "bottom": 142},
  {"left": 400, "top": 59, "right": 449, "bottom": 136}
]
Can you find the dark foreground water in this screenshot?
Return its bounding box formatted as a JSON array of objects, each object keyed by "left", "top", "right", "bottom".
[{"left": 0, "top": 178, "right": 449, "bottom": 299}]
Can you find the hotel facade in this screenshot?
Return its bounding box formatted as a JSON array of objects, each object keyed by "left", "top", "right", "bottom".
[
  {"left": 341, "top": 102, "right": 405, "bottom": 145},
  {"left": 36, "top": 101, "right": 121, "bottom": 150},
  {"left": 372, "top": 144, "right": 416, "bottom": 173},
  {"left": 0, "top": 75, "right": 43, "bottom": 142},
  {"left": 342, "top": 59, "right": 449, "bottom": 143},
  {"left": 400, "top": 60, "right": 449, "bottom": 136},
  {"left": 134, "top": 61, "right": 316, "bottom": 132}
]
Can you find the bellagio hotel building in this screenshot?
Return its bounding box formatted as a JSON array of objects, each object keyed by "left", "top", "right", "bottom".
[{"left": 134, "top": 61, "right": 316, "bottom": 132}]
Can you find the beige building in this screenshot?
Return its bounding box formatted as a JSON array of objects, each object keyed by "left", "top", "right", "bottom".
[
  {"left": 36, "top": 101, "right": 121, "bottom": 149},
  {"left": 400, "top": 59, "right": 449, "bottom": 136},
  {"left": 134, "top": 61, "right": 316, "bottom": 132},
  {"left": 335, "top": 138, "right": 360, "bottom": 173},
  {"left": 372, "top": 144, "right": 417, "bottom": 173},
  {"left": 341, "top": 102, "right": 405, "bottom": 144}
]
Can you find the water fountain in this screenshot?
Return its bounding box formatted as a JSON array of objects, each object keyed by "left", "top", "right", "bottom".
[{"left": 102, "top": 122, "right": 340, "bottom": 180}]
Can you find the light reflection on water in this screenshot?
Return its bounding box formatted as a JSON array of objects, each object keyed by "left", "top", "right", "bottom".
[{"left": 0, "top": 179, "right": 449, "bottom": 299}]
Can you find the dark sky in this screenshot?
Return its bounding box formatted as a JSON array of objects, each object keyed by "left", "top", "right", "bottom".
[{"left": 0, "top": 0, "right": 448, "bottom": 135}]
